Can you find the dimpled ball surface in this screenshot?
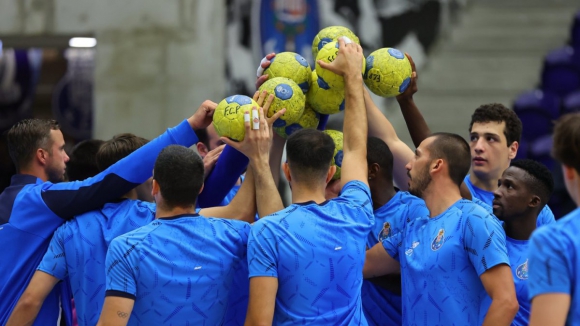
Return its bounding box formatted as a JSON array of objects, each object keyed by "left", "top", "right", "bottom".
[
  {"left": 274, "top": 102, "right": 320, "bottom": 138},
  {"left": 315, "top": 40, "right": 366, "bottom": 90},
  {"left": 258, "top": 77, "right": 305, "bottom": 128},
  {"left": 364, "top": 48, "right": 412, "bottom": 97},
  {"left": 212, "top": 95, "right": 259, "bottom": 141},
  {"left": 311, "top": 26, "right": 360, "bottom": 60},
  {"left": 263, "top": 52, "right": 312, "bottom": 94},
  {"left": 306, "top": 71, "right": 345, "bottom": 115},
  {"left": 323, "top": 129, "right": 344, "bottom": 180}
]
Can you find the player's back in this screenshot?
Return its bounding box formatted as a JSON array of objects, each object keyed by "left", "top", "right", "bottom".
[
  {"left": 248, "top": 181, "right": 374, "bottom": 325},
  {"left": 528, "top": 207, "right": 580, "bottom": 324},
  {"left": 105, "top": 214, "right": 250, "bottom": 325},
  {"left": 38, "top": 199, "right": 155, "bottom": 326}
]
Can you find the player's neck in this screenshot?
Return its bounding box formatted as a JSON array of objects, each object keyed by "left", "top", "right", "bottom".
[
  {"left": 155, "top": 201, "right": 196, "bottom": 219},
  {"left": 291, "top": 183, "right": 327, "bottom": 205},
  {"left": 19, "top": 165, "right": 48, "bottom": 182},
  {"left": 423, "top": 182, "right": 462, "bottom": 217},
  {"left": 372, "top": 182, "right": 397, "bottom": 210},
  {"left": 470, "top": 172, "right": 498, "bottom": 192},
  {"left": 503, "top": 212, "right": 537, "bottom": 240},
  {"left": 122, "top": 189, "right": 138, "bottom": 200}
]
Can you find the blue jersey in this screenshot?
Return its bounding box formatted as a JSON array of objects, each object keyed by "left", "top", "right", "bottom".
[
  {"left": 361, "top": 191, "right": 428, "bottom": 326},
  {"left": 528, "top": 207, "right": 580, "bottom": 325},
  {"left": 105, "top": 214, "right": 250, "bottom": 325},
  {"left": 464, "top": 174, "right": 555, "bottom": 227},
  {"left": 507, "top": 237, "right": 530, "bottom": 326},
  {"left": 0, "top": 120, "right": 197, "bottom": 325},
  {"left": 37, "top": 199, "right": 155, "bottom": 326},
  {"left": 382, "top": 199, "right": 509, "bottom": 325},
  {"left": 247, "top": 180, "right": 374, "bottom": 325}
]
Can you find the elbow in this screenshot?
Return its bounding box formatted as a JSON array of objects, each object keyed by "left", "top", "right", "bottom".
[
  {"left": 498, "top": 294, "right": 519, "bottom": 318},
  {"left": 19, "top": 292, "right": 43, "bottom": 311}
]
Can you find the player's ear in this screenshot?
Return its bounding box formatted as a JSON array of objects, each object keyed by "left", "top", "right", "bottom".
[
  {"left": 508, "top": 141, "right": 519, "bottom": 160},
  {"left": 36, "top": 148, "right": 48, "bottom": 166},
  {"left": 196, "top": 142, "right": 209, "bottom": 157},
  {"left": 198, "top": 183, "right": 204, "bottom": 195},
  {"left": 326, "top": 165, "right": 337, "bottom": 183},
  {"left": 431, "top": 159, "right": 443, "bottom": 173},
  {"left": 151, "top": 179, "right": 160, "bottom": 197},
  {"left": 282, "top": 162, "right": 291, "bottom": 182},
  {"left": 529, "top": 195, "right": 541, "bottom": 208},
  {"left": 368, "top": 163, "right": 380, "bottom": 180},
  {"left": 563, "top": 164, "right": 577, "bottom": 181}
]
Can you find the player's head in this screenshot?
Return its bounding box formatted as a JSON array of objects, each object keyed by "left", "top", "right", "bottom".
[
  {"left": 7, "top": 119, "right": 69, "bottom": 183},
  {"left": 66, "top": 139, "right": 105, "bottom": 181},
  {"left": 552, "top": 113, "right": 580, "bottom": 205},
  {"left": 284, "top": 129, "right": 336, "bottom": 188},
  {"left": 493, "top": 159, "right": 554, "bottom": 222},
  {"left": 469, "top": 104, "right": 521, "bottom": 180},
  {"left": 152, "top": 145, "right": 204, "bottom": 209},
  {"left": 96, "top": 133, "right": 149, "bottom": 172},
  {"left": 196, "top": 124, "right": 224, "bottom": 157},
  {"left": 367, "top": 136, "right": 394, "bottom": 187},
  {"left": 406, "top": 132, "right": 471, "bottom": 198}
]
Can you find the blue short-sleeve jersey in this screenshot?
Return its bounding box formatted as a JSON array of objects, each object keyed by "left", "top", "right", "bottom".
[
  {"left": 247, "top": 180, "right": 374, "bottom": 325},
  {"left": 528, "top": 207, "right": 580, "bottom": 324},
  {"left": 105, "top": 215, "right": 250, "bottom": 325},
  {"left": 0, "top": 120, "right": 198, "bottom": 325},
  {"left": 361, "top": 191, "right": 428, "bottom": 326},
  {"left": 382, "top": 199, "right": 509, "bottom": 325},
  {"left": 464, "top": 174, "right": 554, "bottom": 227},
  {"left": 37, "top": 199, "right": 155, "bottom": 326},
  {"left": 507, "top": 237, "right": 531, "bottom": 326}
]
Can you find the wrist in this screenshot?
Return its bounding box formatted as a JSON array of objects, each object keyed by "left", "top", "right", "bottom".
[
  {"left": 249, "top": 156, "right": 270, "bottom": 170},
  {"left": 396, "top": 96, "right": 414, "bottom": 106},
  {"left": 343, "top": 70, "right": 363, "bottom": 82}
]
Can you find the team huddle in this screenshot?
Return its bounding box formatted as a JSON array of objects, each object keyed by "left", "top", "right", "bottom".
[{"left": 1, "top": 37, "right": 580, "bottom": 326}]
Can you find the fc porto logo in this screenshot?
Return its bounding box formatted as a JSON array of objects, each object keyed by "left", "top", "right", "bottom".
[
  {"left": 431, "top": 229, "right": 446, "bottom": 251},
  {"left": 516, "top": 259, "right": 528, "bottom": 280},
  {"left": 378, "top": 222, "right": 391, "bottom": 241}
]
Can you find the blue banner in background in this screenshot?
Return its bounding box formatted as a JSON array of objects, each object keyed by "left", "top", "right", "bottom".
[{"left": 256, "top": 0, "right": 320, "bottom": 66}]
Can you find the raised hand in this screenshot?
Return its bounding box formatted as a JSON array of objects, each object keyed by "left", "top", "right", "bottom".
[
  {"left": 317, "top": 37, "right": 364, "bottom": 78},
  {"left": 396, "top": 53, "right": 418, "bottom": 102},
  {"left": 188, "top": 100, "right": 218, "bottom": 130},
  {"left": 256, "top": 53, "right": 276, "bottom": 90},
  {"left": 202, "top": 144, "right": 225, "bottom": 179}
]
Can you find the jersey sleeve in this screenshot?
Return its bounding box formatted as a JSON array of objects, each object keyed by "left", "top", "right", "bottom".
[
  {"left": 197, "top": 145, "right": 248, "bottom": 208},
  {"left": 536, "top": 205, "right": 556, "bottom": 227},
  {"left": 35, "top": 120, "right": 198, "bottom": 221},
  {"left": 528, "top": 226, "right": 571, "bottom": 299},
  {"left": 338, "top": 180, "right": 374, "bottom": 225},
  {"left": 104, "top": 238, "right": 138, "bottom": 300},
  {"left": 36, "top": 226, "right": 68, "bottom": 280},
  {"left": 247, "top": 220, "right": 279, "bottom": 278},
  {"left": 381, "top": 230, "right": 403, "bottom": 262},
  {"left": 464, "top": 211, "right": 510, "bottom": 276}
]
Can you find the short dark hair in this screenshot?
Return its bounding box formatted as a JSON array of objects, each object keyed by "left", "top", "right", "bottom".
[
  {"left": 286, "top": 129, "right": 335, "bottom": 182},
  {"left": 427, "top": 132, "right": 471, "bottom": 186},
  {"left": 7, "top": 119, "right": 60, "bottom": 171},
  {"left": 153, "top": 145, "right": 204, "bottom": 208},
  {"left": 367, "top": 137, "right": 393, "bottom": 181},
  {"left": 510, "top": 159, "right": 554, "bottom": 207},
  {"left": 196, "top": 128, "right": 210, "bottom": 148},
  {"left": 469, "top": 103, "right": 522, "bottom": 146},
  {"left": 552, "top": 113, "right": 580, "bottom": 175},
  {"left": 96, "top": 133, "right": 149, "bottom": 172},
  {"left": 66, "top": 139, "right": 105, "bottom": 181}
]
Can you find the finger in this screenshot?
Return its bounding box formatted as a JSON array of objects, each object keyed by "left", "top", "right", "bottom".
[
  {"left": 266, "top": 53, "right": 276, "bottom": 60},
  {"left": 355, "top": 43, "right": 363, "bottom": 54},
  {"left": 405, "top": 53, "right": 416, "bottom": 72},
  {"left": 260, "top": 60, "right": 271, "bottom": 69},
  {"left": 262, "top": 94, "right": 275, "bottom": 114},
  {"left": 252, "top": 91, "right": 260, "bottom": 102},
  {"left": 317, "top": 60, "right": 333, "bottom": 71},
  {"left": 252, "top": 107, "right": 260, "bottom": 130},
  {"left": 210, "top": 144, "right": 226, "bottom": 156},
  {"left": 258, "top": 107, "right": 268, "bottom": 131},
  {"left": 220, "top": 137, "right": 239, "bottom": 150},
  {"left": 337, "top": 37, "right": 346, "bottom": 50},
  {"left": 204, "top": 100, "right": 218, "bottom": 110},
  {"left": 267, "top": 108, "right": 286, "bottom": 127},
  {"left": 255, "top": 75, "right": 269, "bottom": 90},
  {"left": 257, "top": 90, "right": 268, "bottom": 107}
]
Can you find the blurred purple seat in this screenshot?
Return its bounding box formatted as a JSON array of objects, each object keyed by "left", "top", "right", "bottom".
[
  {"left": 563, "top": 90, "right": 580, "bottom": 114},
  {"left": 529, "top": 135, "right": 554, "bottom": 171},
  {"left": 542, "top": 46, "right": 580, "bottom": 97},
  {"left": 515, "top": 106, "right": 553, "bottom": 142},
  {"left": 572, "top": 10, "right": 580, "bottom": 49},
  {"left": 513, "top": 89, "right": 561, "bottom": 119},
  {"left": 514, "top": 138, "right": 529, "bottom": 160}
]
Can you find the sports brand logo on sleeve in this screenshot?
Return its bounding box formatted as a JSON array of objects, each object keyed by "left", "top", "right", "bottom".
[
  {"left": 431, "top": 229, "right": 446, "bottom": 251},
  {"left": 516, "top": 259, "right": 528, "bottom": 280},
  {"left": 378, "top": 222, "right": 391, "bottom": 241}
]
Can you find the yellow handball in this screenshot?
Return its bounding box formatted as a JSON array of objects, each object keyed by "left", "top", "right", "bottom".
[
  {"left": 274, "top": 103, "right": 320, "bottom": 139},
  {"left": 315, "top": 40, "right": 366, "bottom": 90},
  {"left": 262, "top": 52, "right": 312, "bottom": 94},
  {"left": 364, "top": 48, "right": 412, "bottom": 97},
  {"left": 323, "top": 129, "right": 344, "bottom": 180},
  {"left": 312, "top": 26, "right": 360, "bottom": 60},
  {"left": 212, "top": 95, "right": 259, "bottom": 142},
  {"left": 258, "top": 77, "right": 305, "bottom": 128},
  {"left": 306, "top": 71, "right": 345, "bottom": 115}
]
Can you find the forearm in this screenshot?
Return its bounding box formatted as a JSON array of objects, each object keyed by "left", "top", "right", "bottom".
[
  {"left": 397, "top": 98, "right": 431, "bottom": 148},
  {"left": 269, "top": 134, "right": 286, "bottom": 187},
  {"left": 6, "top": 297, "right": 42, "bottom": 326},
  {"left": 482, "top": 298, "right": 518, "bottom": 326},
  {"left": 365, "top": 88, "right": 399, "bottom": 143},
  {"left": 252, "top": 159, "right": 284, "bottom": 218},
  {"left": 343, "top": 73, "right": 367, "bottom": 152}
]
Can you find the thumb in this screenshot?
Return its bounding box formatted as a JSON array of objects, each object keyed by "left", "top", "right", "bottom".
[
  {"left": 220, "top": 137, "right": 239, "bottom": 150},
  {"left": 317, "top": 60, "right": 333, "bottom": 71}
]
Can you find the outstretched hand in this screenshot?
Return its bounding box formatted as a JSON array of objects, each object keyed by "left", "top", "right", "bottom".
[
  {"left": 317, "top": 37, "right": 363, "bottom": 77},
  {"left": 188, "top": 100, "right": 218, "bottom": 130},
  {"left": 256, "top": 53, "right": 276, "bottom": 90},
  {"left": 396, "top": 53, "right": 418, "bottom": 101}
]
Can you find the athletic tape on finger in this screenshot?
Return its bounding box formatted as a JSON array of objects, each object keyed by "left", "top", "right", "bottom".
[
  {"left": 256, "top": 56, "right": 269, "bottom": 77},
  {"left": 341, "top": 36, "right": 353, "bottom": 44},
  {"left": 244, "top": 111, "right": 251, "bottom": 123},
  {"left": 252, "top": 110, "right": 260, "bottom": 130}
]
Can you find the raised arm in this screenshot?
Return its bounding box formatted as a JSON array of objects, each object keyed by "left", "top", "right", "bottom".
[
  {"left": 318, "top": 38, "right": 367, "bottom": 188},
  {"left": 364, "top": 88, "right": 413, "bottom": 190},
  {"left": 395, "top": 54, "right": 431, "bottom": 147}
]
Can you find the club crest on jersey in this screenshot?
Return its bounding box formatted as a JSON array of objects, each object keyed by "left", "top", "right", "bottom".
[
  {"left": 378, "top": 222, "right": 391, "bottom": 241},
  {"left": 516, "top": 259, "right": 528, "bottom": 280},
  {"left": 431, "top": 229, "right": 445, "bottom": 251}
]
